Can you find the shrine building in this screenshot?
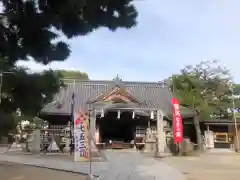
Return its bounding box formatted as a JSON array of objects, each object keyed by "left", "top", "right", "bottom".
[{"left": 40, "top": 78, "right": 197, "bottom": 149}]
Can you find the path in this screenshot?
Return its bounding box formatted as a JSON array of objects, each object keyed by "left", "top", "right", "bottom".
[
  {"left": 0, "top": 151, "right": 185, "bottom": 180},
  {"left": 103, "top": 151, "right": 185, "bottom": 180},
  {"left": 162, "top": 152, "right": 240, "bottom": 180}
]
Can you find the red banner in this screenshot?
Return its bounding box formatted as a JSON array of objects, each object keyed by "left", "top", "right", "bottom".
[{"left": 172, "top": 98, "right": 183, "bottom": 144}]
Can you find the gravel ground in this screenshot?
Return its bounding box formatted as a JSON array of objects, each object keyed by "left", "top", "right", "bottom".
[
  {"left": 162, "top": 152, "right": 240, "bottom": 180},
  {"left": 0, "top": 162, "right": 87, "bottom": 180}
]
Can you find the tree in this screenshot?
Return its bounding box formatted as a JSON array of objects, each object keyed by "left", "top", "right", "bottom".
[
  {"left": 0, "top": 0, "right": 137, "bottom": 65},
  {"left": 233, "top": 84, "right": 240, "bottom": 108},
  {"left": 55, "top": 70, "right": 89, "bottom": 80},
  {"left": 170, "top": 60, "right": 233, "bottom": 150},
  {"left": 0, "top": 110, "right": 16, "bottom": 137},
  {"left": 0, "top": 0, "right": 137, "bottom": 135},
  {"left": 2, "top": 68, "right": 63, "bottom": 115},
  {"left": 0, "top": 65, "right": 63, "bottom": 136},
  {"left": 171, "top": 60, "right": 232, "bottom": 119},
  {"left": 233, "top": 84, "right": 240, "bottom": 95}
]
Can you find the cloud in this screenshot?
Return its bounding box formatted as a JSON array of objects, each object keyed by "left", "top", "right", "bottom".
[{"left": 17, "top": 0, "right": 240, "bottom": 82}]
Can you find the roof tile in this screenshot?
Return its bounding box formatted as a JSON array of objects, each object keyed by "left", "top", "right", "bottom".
[{"left": 42, "top": 80, "right": 174, "bottom": 116}]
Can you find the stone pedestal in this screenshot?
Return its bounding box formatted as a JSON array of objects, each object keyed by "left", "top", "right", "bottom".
[
  {"left": 144, "top": 128, "right": 156, "bottom": 153},
  {"left": 179, "top": 138, "right": 194, "bottom": 156},
  {"left": 144, "top": 140, "right": 156, "bottom": 153},
  {"left": 63, "top": 138, "right": 71, "bottom": 152}
]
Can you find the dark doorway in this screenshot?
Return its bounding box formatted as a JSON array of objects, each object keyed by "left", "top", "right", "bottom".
[
  {"left": 183, "top": 124, "right": 197, "bottom": 143},
  {"left": 97, "top": 111, "right": 136, "bottom": 143}
]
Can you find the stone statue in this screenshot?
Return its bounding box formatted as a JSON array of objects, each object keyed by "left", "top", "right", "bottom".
[{"left": 146, "top": 128, "right": 153, "bottom": 140}]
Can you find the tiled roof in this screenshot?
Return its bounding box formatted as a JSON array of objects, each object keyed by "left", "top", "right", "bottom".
[
  {"left": 41, "top": 79, "right": 195, "bottom": 118},
  {"left": 179, "top": 106, "right": 197, "bottom": 118},
  {"left": 203, "top": 118, "right": 240, "bottom": 124}
]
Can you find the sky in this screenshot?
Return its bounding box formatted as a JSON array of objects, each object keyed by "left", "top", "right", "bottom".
[{"left": 13, "top": 0, "right": 240, "bottom": 82}]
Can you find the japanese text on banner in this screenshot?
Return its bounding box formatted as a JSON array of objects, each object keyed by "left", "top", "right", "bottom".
[
  {"left": 74, "top": 112, "right": 89, "bottom": 162},
  {"left": 172, "top": 98, "right": 183, "bottom": 144}
]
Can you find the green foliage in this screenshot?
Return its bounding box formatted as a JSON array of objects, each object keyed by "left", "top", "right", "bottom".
[
  {"left": 233, "top": 84, "right": 240, "bottom": 109},
  {"left": 170, "top": 60, "right": 233, "bottom": 120},
  {"left": 0, "top": 110, "right": 16, "bottom": 136},
  {"left": 0, "top": 0, "right": 137, "bottom": 135},
  {"left": 55, "top": 70, "right": 89, "bottom": 80},
  {"left": 0, "top": 64, "right": 63, "bottom": 136},
  {"left": 233, "top": 84, "right": 240, "bottom": 94},
  {"left": 0, "top": 0, "right": 137, "bottom": 65},
  {"left": 1, "top": 67, "right": 63, "bottom": 116}
]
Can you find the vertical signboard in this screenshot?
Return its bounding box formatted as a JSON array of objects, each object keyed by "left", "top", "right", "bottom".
[
  {"left": 74, "top": 111, "right": 90, "bottom": 162},
  {"left": 172, "top": 98, "right": 183, "bottom": 144}
]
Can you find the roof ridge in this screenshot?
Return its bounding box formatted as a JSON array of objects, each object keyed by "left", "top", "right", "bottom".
[{"left": 62, "top": 79, "right": 168, "bottom": 86}]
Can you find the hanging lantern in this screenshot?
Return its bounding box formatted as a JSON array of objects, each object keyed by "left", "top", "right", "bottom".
[
  {"left": 150, "top": 111, "right": 154, "bottom": 119},
  {"left": 132, "top": 111, "right": 135, "bottom": 119},
  {"left": 117, "top": 110, "right": 121, "bottom": 119},
  {"left": 101, "top": 108, "right": 104, "bottom": 118}
]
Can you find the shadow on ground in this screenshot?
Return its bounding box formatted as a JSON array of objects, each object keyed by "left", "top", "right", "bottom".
[{"left": 0, "top": 162, "right": 87, "bottom": 180}]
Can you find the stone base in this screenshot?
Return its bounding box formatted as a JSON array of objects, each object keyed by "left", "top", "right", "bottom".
[
  {"left": 154, "top": 152, "right": 171, "bottom": 158},
  {"left": 144, "top": 141, "right": 156, "bottom": 153},
  {"left": 63, "top": 147, "right": 70, "bottom": 153},
  {"left": 86, "top": 174, "right": 97, "bottom": 180}
]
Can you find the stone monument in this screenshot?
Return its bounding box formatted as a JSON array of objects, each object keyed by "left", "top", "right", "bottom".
[{"left": 155, "top": 110, "right": 166, "bottom": 157}]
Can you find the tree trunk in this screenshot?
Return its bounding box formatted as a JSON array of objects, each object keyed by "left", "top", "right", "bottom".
[
  {"left": 193, "top": 116, "right": 203, "bottom": 151},
  {"left": 234, "top": 131, "right": 240, "bottom": 152}
]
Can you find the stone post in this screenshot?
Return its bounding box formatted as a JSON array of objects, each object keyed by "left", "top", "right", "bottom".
[
  {"left": 89, "top": 110, "right": 98, "bottom": 153},
  {"left": 155, "top": 109, "right": 165, "bottom": 157},
  {"left": 90, "top": 110, "right": 96, "bottom": 140}
]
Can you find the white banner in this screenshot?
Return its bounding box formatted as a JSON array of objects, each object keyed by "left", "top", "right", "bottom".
[{"left": 74, "top": 112, "right": 89, "bottom": 162}]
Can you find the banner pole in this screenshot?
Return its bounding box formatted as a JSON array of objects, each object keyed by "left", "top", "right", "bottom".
[
  {"left": 88, "top": 109, "right": 93, "bottom": 179},
  {"left": 70, "top": 92, "right": 75, "bottom": 155},
  {"left": 178, "top": 142, "right": 180, "bottom": 156}
]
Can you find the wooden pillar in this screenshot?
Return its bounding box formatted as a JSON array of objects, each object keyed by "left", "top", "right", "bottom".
[{"left": 155, "top": 109, "right": 165, "bottom": 156}]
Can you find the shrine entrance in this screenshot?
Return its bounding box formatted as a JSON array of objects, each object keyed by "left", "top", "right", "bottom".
[
  {"left": 94, "top": 109, "right": 151, "bottom": 149},
  {"left": 88, "top": 83, "right": 155, "bottom": 149},
  {"left": 97, "top": 111, "right": 136, "bottom": 143}
]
